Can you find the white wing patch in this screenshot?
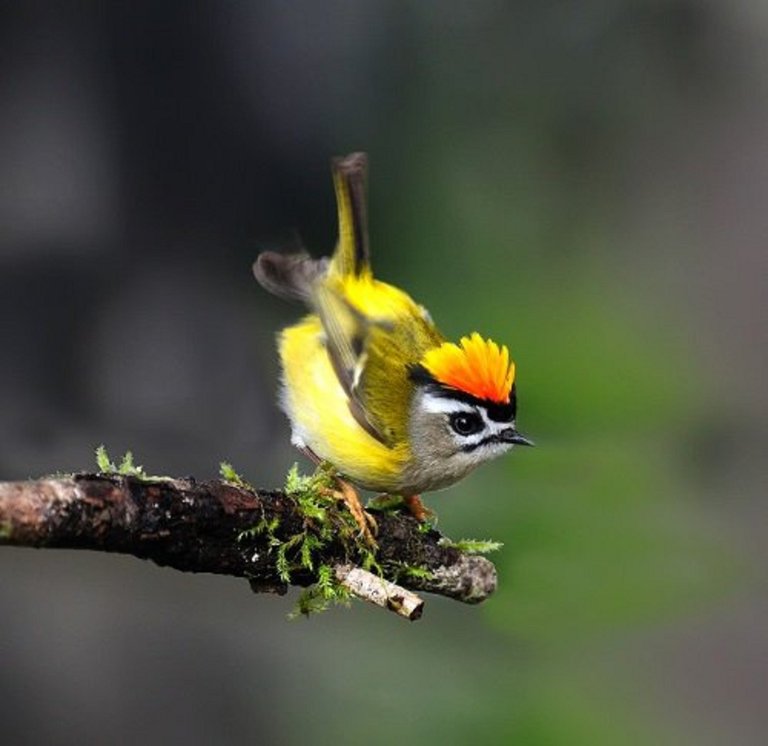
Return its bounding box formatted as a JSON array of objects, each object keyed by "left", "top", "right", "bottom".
[{"left": 351, "top": 352, "right": 368, "bottom": 392}]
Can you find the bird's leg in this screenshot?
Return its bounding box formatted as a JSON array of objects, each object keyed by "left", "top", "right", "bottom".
[
  {"left": 403, "top": 495, "right": 434, "bottom": 523},
  {"left": 333, "top": 478, "right": 378, "bottom": 547},
  {"left": 297, "top": 444, "right": 323, "bottom": 466},
  {"left": 297, "top": 446, "right": 377, "bottom": 545}
]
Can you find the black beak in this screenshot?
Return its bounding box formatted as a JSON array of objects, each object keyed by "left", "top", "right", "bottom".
[{"left": 500, "top": 428, "right": 535, "bottom": 447}]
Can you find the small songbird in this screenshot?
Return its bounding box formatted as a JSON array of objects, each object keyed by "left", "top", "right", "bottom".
[{"left": 254, "top": 153, "right": 531, "bottom": 541}]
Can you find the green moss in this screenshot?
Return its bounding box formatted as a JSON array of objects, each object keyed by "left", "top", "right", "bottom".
[
  {"left": 299, "top": 534, "right": 323, "bottom": 572},
  {"left": 367, "top": 494, "right": 405, "bottom": 512},
  {"left": 94, "top": 444, "right": 184, "bottom": 483},
  {"left": 95, "top": 445, "right": 147, "bottom": 478},
  {"left": 95, "top": 444, "right": 114, "bottom": 473},
  {"left": 238, "top": 515, "right": 280, "bottom": 545},
  {"left": 219, "top": 461, "right": 253, "bottom": 490},
  {"left": 117, "top": 451, "right": 147, "bottom": 478},
  {"left": 284, "top": 462, "right": 342, "bottom": 530},
  {"left": 392, "top": 564, "right": 434, "bottom": 582},
  {"left": 360, "top": 549, "right": 383, "bottom": 577},
  {"left": 290, "top": 564, "right": 352, "bottom": 619},
  {"left": 237, "top": 463, "right": 378, "bottom": 617},
  {"left": 275, "top": 534, "right": 304, "bottom": 582},
  {"left": 439, "top": 538, "right": 504, "bottom": 555}
]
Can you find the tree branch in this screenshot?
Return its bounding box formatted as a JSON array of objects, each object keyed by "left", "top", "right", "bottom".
[{"left": 0, "top": 474, "right": 497, "bottom": 620}]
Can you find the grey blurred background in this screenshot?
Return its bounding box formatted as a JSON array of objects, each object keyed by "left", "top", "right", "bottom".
[{"left": 1, "top": 2, "right": 766, "bottom": 744}]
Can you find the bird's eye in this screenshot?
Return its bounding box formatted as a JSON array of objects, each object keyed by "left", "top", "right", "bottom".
[{"left": 449, "top": 412, "right": 484, "bottom": 436}]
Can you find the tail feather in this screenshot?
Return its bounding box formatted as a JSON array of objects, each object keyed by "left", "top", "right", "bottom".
[
  {"left": 331, "top": 152, "right": 370, "bottom": 277},
  {"left": 252, "top": 251, "right": 329, "bottom": 302},
  {"left": 253, "top": 152, "right": 371, "bottom": 302}
]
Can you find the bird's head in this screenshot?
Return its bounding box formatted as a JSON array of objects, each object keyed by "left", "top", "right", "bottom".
[{"left": 405, "top": 333, "right": 532, "bottom": 489}]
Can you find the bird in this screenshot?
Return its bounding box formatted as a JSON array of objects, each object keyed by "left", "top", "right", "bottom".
[{"left": 253, "top": 152, "right": 531, "bottom": 543}]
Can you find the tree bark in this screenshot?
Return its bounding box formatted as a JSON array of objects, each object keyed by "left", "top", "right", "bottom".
[{"left": 0, "top": 474, "right": 497, "bottom": 620}]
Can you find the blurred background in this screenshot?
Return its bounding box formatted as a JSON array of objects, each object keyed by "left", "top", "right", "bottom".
[{"left": 0, "top": 2, "right": 766, "bottom": 744}]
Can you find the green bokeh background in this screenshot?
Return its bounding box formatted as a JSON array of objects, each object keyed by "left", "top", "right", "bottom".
[{"left": 1, "top": 3, "right": 765, "bottom": 745}]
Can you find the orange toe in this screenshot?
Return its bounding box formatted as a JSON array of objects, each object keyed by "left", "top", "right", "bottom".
[
  {"left": 336, "top": 479, "right": 378, "bottom": 546},
  {"left": 403, "top": 495, "right": 434, "bottom": 523}
]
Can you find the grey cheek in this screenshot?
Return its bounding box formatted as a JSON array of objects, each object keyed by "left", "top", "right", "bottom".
[{"left": 447, "top": 427, "right": 474, "bottom": 452}]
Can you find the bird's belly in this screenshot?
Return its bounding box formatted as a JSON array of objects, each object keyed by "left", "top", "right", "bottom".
[{"left": 278, "top": 318, "right": 408, "bottom": 492}]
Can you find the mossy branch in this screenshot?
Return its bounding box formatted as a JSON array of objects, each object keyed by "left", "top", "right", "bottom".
[{"left": 0, "top": 473, "right": 497, "bottom": 620}]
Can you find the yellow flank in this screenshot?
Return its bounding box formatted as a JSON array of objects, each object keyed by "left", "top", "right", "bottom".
[{"left": 279, "top": 314, "right": 411, "bottom": 492}]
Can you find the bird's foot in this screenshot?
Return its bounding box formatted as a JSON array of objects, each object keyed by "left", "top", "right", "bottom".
[
  {"left": 367, "top": 494, "right": 436, "bottom": 524},
  {"left": 403, "top": 495, "right": 435, "bottom": 524},
  {"left": 322, "top": 478, "right": 377, "bottom": 547}
]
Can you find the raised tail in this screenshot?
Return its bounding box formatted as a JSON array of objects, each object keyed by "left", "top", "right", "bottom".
[
  {"left": 253, "top": 152, "right": 371, "bottom": 302},
  {"left": 330, "top": 152, "right": 371, "bottom": 277}
]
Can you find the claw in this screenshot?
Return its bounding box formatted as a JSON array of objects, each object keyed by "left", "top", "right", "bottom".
[
  {"left": 338, "top": 480, "right": 378, "bottom": 546},
  {"left": 403, "top": 495, "right": 434, "bottom": 523},
  {"left": 325, "top": 478, "right": 377, "bottom": 546}
]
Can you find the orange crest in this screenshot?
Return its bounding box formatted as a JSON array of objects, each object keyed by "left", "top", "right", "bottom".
[{"left": 420, "top": 333, "right": 515, "bottom": 404}]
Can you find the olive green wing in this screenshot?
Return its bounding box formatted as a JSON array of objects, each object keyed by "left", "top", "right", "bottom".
[
  {"left": 356, "top": 313, "right": 444, "bottom": 446},
  {"left": 313, "top": 284, "right": 443, "bottom": 447}
]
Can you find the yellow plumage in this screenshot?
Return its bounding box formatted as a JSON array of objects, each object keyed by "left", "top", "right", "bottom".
[
  {"left": 253, "top": 152, "right": 528, "bottom": 533},
  {"left": 266, "top": 153, "right": 443, "bottom": 491},
  {"left": 279, "top": 313, "right": 410, "bottom": 492}
]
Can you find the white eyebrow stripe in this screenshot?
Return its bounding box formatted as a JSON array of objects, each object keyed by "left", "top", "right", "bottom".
[
  {"left": 420, "top": 393, "right": 478, "bottom": 415},
  {"left": 421, "top": 393, "right": 512, "bottom": 425},
  {"left": 485, "top": 418, "right": 511, "bottom": 435}
]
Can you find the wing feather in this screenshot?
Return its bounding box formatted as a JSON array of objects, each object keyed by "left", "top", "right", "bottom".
[{"left": 312, "top": 280, "right": 443, "bottom": 448}]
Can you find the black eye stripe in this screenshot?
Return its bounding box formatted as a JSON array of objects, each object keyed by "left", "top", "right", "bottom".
[{"left": 461, "top": 434, "right": 501, "bottom": 453}]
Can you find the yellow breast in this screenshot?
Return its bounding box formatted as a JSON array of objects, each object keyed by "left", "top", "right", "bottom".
[{"left": 278, "top": 315, "right": 410, "bottom": 492}]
